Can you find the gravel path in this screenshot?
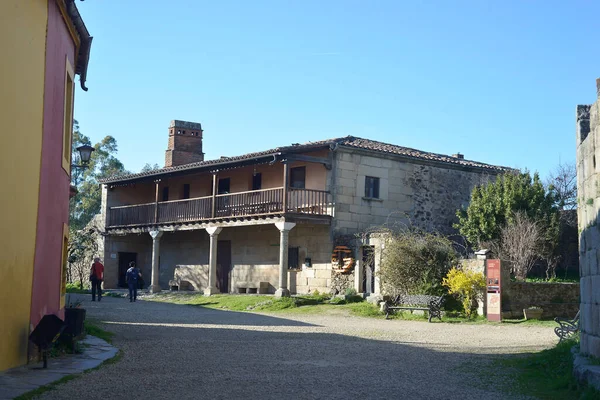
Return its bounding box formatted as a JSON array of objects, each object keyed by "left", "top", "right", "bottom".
[{"left": 38, "top": 294, "right": 556, "bottom": 400}]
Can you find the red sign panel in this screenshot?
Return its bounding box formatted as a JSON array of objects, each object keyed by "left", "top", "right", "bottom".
[{"left": 486, "top": 259, "right": 502, "bottom": 322}]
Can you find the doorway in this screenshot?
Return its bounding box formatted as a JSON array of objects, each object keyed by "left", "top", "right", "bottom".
[
  {"left": 118, "top": 252, "right": 137, "bottom": 288},
  {"left": 362, "top": 246, "right": 375, "bottom": 294},
  {"left": 216, "top": 241, "right": 231, "bottom": 293}
]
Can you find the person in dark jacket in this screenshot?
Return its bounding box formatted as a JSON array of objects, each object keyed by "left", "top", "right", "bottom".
[{"left": 125, "top": 261, "right": 142, "bottom": 302}]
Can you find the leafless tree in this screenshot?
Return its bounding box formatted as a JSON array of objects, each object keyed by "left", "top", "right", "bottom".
[
  {"left": 68, "top": 227, "right": 100, "bottom": 289},
  {"left": 496, "top": 212, "right": 543, "bottom": 280},
  {"left": 546, "top": 161, "right": 577, "bottom": 211}
]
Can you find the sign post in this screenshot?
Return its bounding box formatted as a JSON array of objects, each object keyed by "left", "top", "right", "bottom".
[{"left": 486, "top": 259, "right": 502, "bottom": 322}]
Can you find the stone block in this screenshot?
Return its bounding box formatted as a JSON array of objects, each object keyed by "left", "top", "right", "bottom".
[
  {"left": 357, "top": 165, "right": 388, "bottom": 179},
  {"left": 337, "top": 160, "right": 357, "bottom": 172},
  {"left": 588, "top": 335, "right": 600, "bottom": 358},
  {"left": 308, "top": 278, "right": 327, "bottom": 287},
  {"left": 315, "top": 269, "right": 332, "bottom": 279},
  {"left": 338, "top": 177, "right": 358, "bottom": 189},
  {"left": 335, "top": 211, "right": 352, "bottom": 222},
  {"left": 361, "top": 156, "right": 383, "bottom": 168},
  {"left": 303, "top": 269, "right": 315, "bottom": 278},
  {"left": 339, "top": 152, "right": 355, "bottom": 163},
  {"left": 592, "top": 304, "right": 600, "bottom": 337},
  {"left": 337, "top": 220, "right": 358, "bottom": 230},
  {"left": 582, "top": 333, "right": 589, "bottom": 354}
]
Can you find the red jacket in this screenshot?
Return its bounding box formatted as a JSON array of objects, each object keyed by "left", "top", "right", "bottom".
[{"left": 91, "top": 262, "right": 104, "bottom": 280}]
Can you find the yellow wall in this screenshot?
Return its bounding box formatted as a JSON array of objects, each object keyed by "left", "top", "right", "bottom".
[{"left": 0, "top": 0, "right": 48, "bottom": 371}]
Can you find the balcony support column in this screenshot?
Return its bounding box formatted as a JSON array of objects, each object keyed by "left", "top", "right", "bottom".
[
  {"left": 274, "top": 221, "right": 296, "bottom": 298},
  {"left": 149, "top": 230, "right": 163, "bottom": 293},
  {"left": 204, "top": 226, "right": 223, "bottom": 296}
]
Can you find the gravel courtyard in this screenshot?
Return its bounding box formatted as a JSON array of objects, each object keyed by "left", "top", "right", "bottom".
[{"left": 38, "top": 294, "right": 557, "bottom": 400}]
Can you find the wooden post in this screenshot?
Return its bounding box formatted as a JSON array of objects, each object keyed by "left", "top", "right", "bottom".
[
  {"left": 154, "top": 179, "right": 160, "bottom": 224},
  {"left": 282, "top": 162, "right": 289, "bottom": 213},
  {"left": 211, "top": 172, "right": 217, "bottom": 218}
]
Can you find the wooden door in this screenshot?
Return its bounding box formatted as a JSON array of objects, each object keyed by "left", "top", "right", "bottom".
[
  {"left": 362, "top": 246, "right": 375, "bottom": 294},
  {"left": 216, "top": 241, "right": 232, "bottom": 293}
]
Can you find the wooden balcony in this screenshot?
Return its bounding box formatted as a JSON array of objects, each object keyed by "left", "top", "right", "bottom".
[{"left": 107, "top": 187, "right": 332, "bottom": 228}]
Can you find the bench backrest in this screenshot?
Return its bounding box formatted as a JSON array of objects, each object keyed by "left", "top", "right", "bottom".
[{"left": 395, "top": 294, "right": 443, "bottom": 306}]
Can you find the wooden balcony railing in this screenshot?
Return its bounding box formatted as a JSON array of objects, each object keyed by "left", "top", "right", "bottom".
[
  {"left": 107, "top": 187, "right": 331, "bottom": 228},
  {"left": 158, "top": 196, "right": 212, "bottom": 223}
]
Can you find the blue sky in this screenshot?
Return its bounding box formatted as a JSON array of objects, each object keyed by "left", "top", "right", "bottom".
[{"left": 74, "top": 0, "right": 599, "bottom": 178}]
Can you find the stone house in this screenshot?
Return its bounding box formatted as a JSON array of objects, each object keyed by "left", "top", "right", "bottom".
[{"left": 98, "top": 120, "right": 510, "bottom": 297}]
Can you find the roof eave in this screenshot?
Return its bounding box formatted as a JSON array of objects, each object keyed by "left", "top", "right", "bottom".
[{"left": 65, "top": 0, "right": 92, "bottom": 91}]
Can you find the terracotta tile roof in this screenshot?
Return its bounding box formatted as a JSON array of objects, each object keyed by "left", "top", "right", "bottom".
[{"left": 100, "top": 136, "right": 511, "bottom": 184}]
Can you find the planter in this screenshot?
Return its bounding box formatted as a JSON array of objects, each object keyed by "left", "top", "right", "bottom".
[
  {"left": 63, "top": 307, "right": 86, "bottom": 338},
  {"left": 523, "top": 308, "right": 543, "bottom": 320}
]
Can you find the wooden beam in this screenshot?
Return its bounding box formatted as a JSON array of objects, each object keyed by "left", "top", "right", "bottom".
[{"left": 283, "top": 155, "right": 331, "bottom": 169}]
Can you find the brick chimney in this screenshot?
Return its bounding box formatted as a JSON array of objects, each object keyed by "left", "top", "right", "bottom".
[
  {"left": 452, "top": 152, "right": 464, "bottom": 159},
  {"left": 165, "top": 120, "right": 204, "bottom": 167}
]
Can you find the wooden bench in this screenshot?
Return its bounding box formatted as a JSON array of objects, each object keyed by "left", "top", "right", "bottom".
[
  {"left": 554, "top": 310, "right": 580, "bottom": 342},
  {"left": 235, "top": 281, "right": 270, "bottom": 294},
  {"left": 383, "top": 294, "right": 444, "bottom": 322}
]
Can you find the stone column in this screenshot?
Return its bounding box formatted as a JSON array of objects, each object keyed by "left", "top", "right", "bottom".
[
  {"left": 204, "top": 226, "right": 223, "bottom": 296},
  {"left": 354, "top": 244, "right": 364, "bottom": 293},
  {"left": 149, "top": 230, "right": 163, "bottom": 293},
  {"left": 373, "top": 236, "right": 383, "bottom": 294},
  {"left": 275, "top": 221, "right": 296, "bottom": 297}
]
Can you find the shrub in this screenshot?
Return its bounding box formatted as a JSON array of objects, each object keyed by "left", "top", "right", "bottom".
[
  {"left": 442, "top": 268, "right": 486, "bottom": 318},
  {"left": 378, "top": 228, "right": 459, "bottom": 296}
]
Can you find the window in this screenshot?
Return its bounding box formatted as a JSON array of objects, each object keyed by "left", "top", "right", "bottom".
[
  {"left": 183, "top": 184, "right": 190, "bottom": 199},
  {"left": 162, "top": 187, "right": 169, "bottom": 201},
  {"left": 364, "top": 176, "right": 380, "bottom": 199},
  {"left": 290, "top": 167, "right": 306, "bottom": 189},
  {"left": 252, "top": 173, "right": 262, "bottom": 191},
  {"left": 62, "top": 58, "right": 75, "bottom": 173},
  {"left": 288, "top": 247, "right": 299, "bottom": 269}
]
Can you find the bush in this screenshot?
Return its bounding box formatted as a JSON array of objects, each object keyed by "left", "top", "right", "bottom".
[
  {"left": 378, "top": 228, "right": 459, "bottom": 296},
  {"left": 442, "top": 268, "right": 485, "bottom": 317}
]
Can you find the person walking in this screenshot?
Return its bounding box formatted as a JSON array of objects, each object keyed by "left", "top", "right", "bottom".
[
  {"left": 126, "top": 261, "right": 142, "bottom": 302},
  {"left": 90, "top": 257, "right": 104, "bottom": 302}
]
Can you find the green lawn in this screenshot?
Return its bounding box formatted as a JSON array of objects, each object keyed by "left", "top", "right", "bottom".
[
  {"left": 145, "top": 292, "right": 560, "bottom": 325},
  {"left": 494, "top": 338, "right": 600, "bottom": 399}
]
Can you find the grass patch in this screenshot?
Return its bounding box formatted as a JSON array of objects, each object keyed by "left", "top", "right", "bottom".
[
  {"left": 345, "top": 302, "right": 383, "bottom": 317},
  {"left": 14, "top": 374, "right": 78, "bottom": 400},
  {"left": 66, "top": 283, "right": 89, "bottom": 294},
  {"left": 84, "top": 320, "right": 114, "bottom": 344},
  {"left": 497, "top": 338, "right": 600, "bottom": 399}
]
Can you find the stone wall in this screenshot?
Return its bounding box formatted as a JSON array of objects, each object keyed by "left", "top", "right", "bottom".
[
  {"left": 332, "top": 148, "right": 496, "bottom": 236},
  {"left": 458, "top": 256, "right": 579, "bottom": 319},
  {"left": 501, "top": 282, "right": 580, "bottom": 319},
  {"left": 576, "top": 79, "right": 600, "bottom": 358}
]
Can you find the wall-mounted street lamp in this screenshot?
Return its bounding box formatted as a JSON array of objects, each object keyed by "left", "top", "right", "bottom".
[
  {"left": 70, "top": 145, "right": 95, "bottom": 198},
  {"left": 73, "top": 144, "right": 95, "bottom": 169}
]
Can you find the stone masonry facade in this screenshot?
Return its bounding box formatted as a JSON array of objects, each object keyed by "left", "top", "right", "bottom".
[
  {"left": 577, "top": 78, "right": 600, "bottom": 358},
  {"left": 332, "top": 148, "right": 495, "bottom": 237}
]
